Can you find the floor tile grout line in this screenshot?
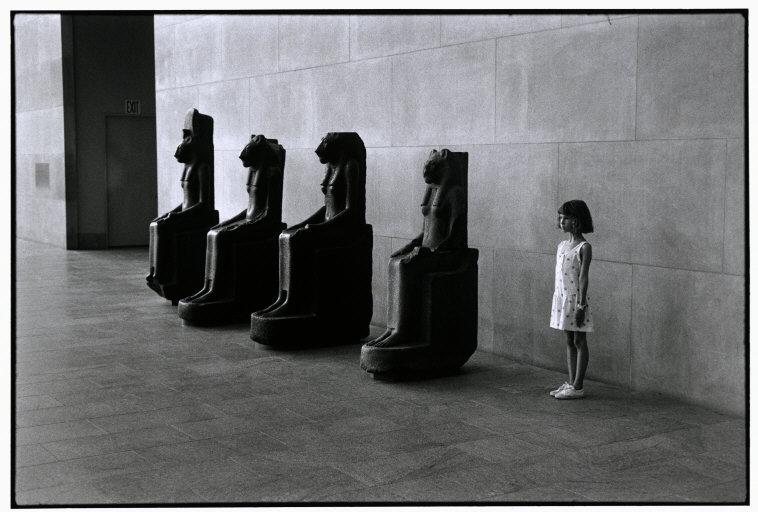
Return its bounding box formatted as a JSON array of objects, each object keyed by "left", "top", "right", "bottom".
[
  {"left": 35, "top": 437, "right": 195, "bottom": 466},
  {"left": 17, "top": 401, "right": 229, "bottom": 430},
  {"left": 16, "top": 450, "right": 159, "bottom": 492}
]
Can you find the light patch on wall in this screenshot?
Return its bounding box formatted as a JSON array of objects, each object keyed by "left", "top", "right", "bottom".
[{"left": 35, "top": 163, "right": 50, "bottom": 189}]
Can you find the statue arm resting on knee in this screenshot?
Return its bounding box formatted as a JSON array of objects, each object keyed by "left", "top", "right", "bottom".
[
  {"left": 392, "top": 234, "right": 424, "bottom": 258},
  {"left": 152, "top": 204, "right": 182, "bottom": 223},
  {"left": 211, "top": 210, "right": 246, "bottom": 231},
  {"left": 288, "top": 206, "right": 326, "bottom": 233}
]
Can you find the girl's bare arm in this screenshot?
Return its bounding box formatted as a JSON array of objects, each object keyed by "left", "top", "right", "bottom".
[{"left": 578, "top": 243, "right": 592, "bottom": 305}]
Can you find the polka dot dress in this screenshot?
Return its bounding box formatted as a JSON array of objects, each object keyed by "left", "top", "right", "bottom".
[{"left": 550, "top": 240, "right": 593, "bottom": 332}]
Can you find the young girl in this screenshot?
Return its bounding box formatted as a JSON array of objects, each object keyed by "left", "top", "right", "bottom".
[{"left": 549, "top": 200, "right": 594, "bottom": 399}]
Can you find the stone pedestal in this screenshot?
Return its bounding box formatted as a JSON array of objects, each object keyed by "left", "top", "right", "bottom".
[
  {"left": 178, "top": 225, "right": 284, "bottom": 324},
  {"left": 361, "top": 248, "right": 478, "bottom": 377},
  {"left": 250, "top": 224, "right": 373, "bottom": 347},
  {"left": 360, "top": 149, "right": 477, "bottom": 378},
  {"left": 147, "top": 209, "right": 219, "bottom": 304}
]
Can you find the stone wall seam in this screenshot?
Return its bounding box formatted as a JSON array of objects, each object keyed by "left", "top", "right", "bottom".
[
  {"left": 168, "top": 26, "right": 176, "bottom": 91},
  {"left": 556, "top": 142, "right": 561, "bottom": 217},
  {"left": 15, "top": 235, "right": 69, "bottom": 248},
  {"left": 248, "top": 53, "right": 391, "bottom": 82},
  {"left": 485, "top": 245, "right": 742, "bottom": 276},
  {"left": 634, "top": 15, "right": 640, "bottom": 141},
  {"left": 256, "top": 141, "right": 581, "bottom": 151},
  {"left": 154, "top": 25, "right": 174, "bottom": 92},
  {"left": 275, "top": 16, "right": 280, "bottom": 73},
  {"left": 564, "top": 14, "right": 638, "bottom": 29},
  {"left": 362, "top": 35, "right": 493, "bottom": 63},
  {"left": 455, "top": 23, "right": 577, "bottom": 52},
  {"left": 629, "top": 263, "right": 639, "bottom": 392},
  {"left": 633, "top": 136, "right": 735, "bottom": 143},
  {"left": 494, "top": 37, "right": 502, "bottom": 143},
  {"left": 564, "top": 137, "right": 678, "bottom": 145},
  {"left": 247, "top": 77, "right": 252, "bottom": 136},
  {"left": 157, "top": 81, "right": 216, "bottom": 94},
  {"left": 277, "top": 16, "right": 351, "bottom": 72},
  {"left": 492, "top": 38, "right": 498, "bottom": 145},
  {"left": 389, "top": 56, "right": 394, "bottom": 146},
  {"left": 14, "top": 105, "right": 66, "bottom": 115},
  {"left": 347, "top": 15, "right": 351, "bottom": 61},
  {"left": 721, "top": 138, "right": 729, "bottom": 274},
  {"left": 560, "top": 137, "right": 734, "bottom": 144},
  {"left": 628, "top": 264, "right": 634, "bottom": 389},
  {"left": 599, "top": 260, "right": 736, "bottom": 277},
  {"left": 154, "top": 16, "right": 203, "bottom": 29}
]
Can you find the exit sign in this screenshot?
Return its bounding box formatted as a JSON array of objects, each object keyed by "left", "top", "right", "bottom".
[{"left": 125, "top": 100, "right": 141, "bottom": 115}]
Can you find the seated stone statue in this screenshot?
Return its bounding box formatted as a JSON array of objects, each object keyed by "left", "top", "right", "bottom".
[
  {"left": 360, "top": 149, "right": 478, "bottom": 378},
  {"left": 250, "top": 132, "right": 373, "bottom": 348},
  {"left": 177, "top": 135, "right": 286, "bottom": 325},
  {"left": 146, "top": 108, "right": 219, "bottom": 304}
]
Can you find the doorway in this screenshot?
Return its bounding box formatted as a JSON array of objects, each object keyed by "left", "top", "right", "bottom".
[{"left": 105, "top": 115, "right": 157, "bottom": 247}]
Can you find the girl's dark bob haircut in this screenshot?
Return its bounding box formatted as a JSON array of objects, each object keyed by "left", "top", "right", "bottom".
[{"left": 558, "top": 200, "right": 594, "bottom": 234}]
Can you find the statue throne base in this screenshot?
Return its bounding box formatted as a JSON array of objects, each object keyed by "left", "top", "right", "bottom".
[
  {"left": 146, "top": 209, "right": 219, "bottom": 304},
  {"left": 177, "top": 223, "right": 284, "bottom": 325},
  {"left": 250, "top": 224, "right": 373, "bottom": 349},
  {"left": 360, "top": 248, "right": 478, "bottom": 378}
]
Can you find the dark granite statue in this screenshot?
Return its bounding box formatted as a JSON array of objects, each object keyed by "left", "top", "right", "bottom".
[
  {"left": 361, "top": 149, "right": 478, "bottom": 377},
  {"left": 177, "top": 135, "right": 286, "bottom": 325},
  {"left": 250, "top": 132, "right": 373, "bottom": 348},
  {"left": 146, "top": 108, "right": 219, "bottom": 304}
]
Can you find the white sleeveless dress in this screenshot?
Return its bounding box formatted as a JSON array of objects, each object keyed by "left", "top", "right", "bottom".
[{"left": 550, "top": 240, "right": 594, "bottom": 332}]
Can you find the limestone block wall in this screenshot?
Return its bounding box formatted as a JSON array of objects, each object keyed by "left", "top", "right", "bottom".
[
  {"left": 14, "top": 14, "right": 67, "bottom": 247},
  {"left": 154, "top": 14, "right": 745, "bottom": 414}
]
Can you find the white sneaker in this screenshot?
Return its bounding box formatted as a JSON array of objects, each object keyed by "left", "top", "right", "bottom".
[
  {"left": 549, "top": 382, "right": 571, "bottom": 397},
  {"left": 555, "top": 385, "right": 585, "bottom": 400}
]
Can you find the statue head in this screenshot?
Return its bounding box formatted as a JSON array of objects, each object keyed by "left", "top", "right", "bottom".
[
  {"left": 174, "top": 108, "right": 214, "bottom": 164},
  {"left": 422, "top": 148, "right": 469, "bottom": 248},
  {"left": 315, "top": 132, "right": 366, "bottom": 167},
  {"left": 239, "top": 134, "right": 283, "bottom": 169},
  {"left": 423, "top": 148, "right": 461, "bottom": 186}
]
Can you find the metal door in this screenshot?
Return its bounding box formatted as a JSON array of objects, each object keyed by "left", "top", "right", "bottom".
[{"left": 106, "top": 115, "right": 157, "bottom": 247}]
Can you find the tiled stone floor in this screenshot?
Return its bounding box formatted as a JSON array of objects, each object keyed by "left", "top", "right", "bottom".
[{"left": 14, "top": 239, "right": 747, "bottom": 505}]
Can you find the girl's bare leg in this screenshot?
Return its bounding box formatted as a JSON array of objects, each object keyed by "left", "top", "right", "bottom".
[
  {"left": 565, "top": 331, "right": 576, "bottom": 385},
  {"left": 573, "top": 331, "right": 589, "bottom": 390}
]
